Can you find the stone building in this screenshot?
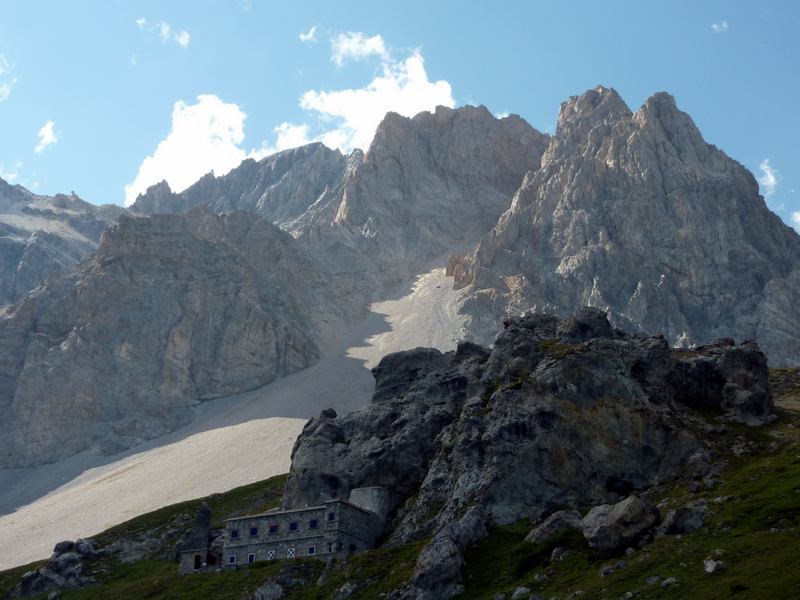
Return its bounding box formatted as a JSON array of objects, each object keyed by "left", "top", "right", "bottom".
[{"left": 179, "top": 487, "right": 391, "bottom": 573}]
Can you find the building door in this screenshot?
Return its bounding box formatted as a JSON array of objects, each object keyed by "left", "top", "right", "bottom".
[{"left": 193, "top": 554, "right": 202, "bottom": 570}]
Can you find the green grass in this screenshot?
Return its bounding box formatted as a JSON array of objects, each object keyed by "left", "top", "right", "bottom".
[
  {"left": 3, "top": 370, "right": 799, "bottom": 600},
  {"left": 0, "top": 561, "right": 45, "bottom": 598},
  {"left": 458, "top": 369, "right": 800, "bottom": 599}
]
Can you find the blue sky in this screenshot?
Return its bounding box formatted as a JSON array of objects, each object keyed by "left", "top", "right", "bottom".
[{"left": 0, "top": 0, "right": 798, "bottom": 229}]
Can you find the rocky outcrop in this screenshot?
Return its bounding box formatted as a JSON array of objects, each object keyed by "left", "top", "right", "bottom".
[
  {"left": 452, "top": 86, "right": 800, "bottom": 366},
  {"left": 0, "top": 207, "right": 332, "bottom": 467},
  {"left": 130, "top": 143, "right": 348, "bottom": 229},
  {"left": 0, "top": 178, "right": 124, "bottom": 306},
  {"left": 11, "top": 539, "right": 98, "bottom": 597},
  {"left": 282, "top": 308, "right": 773, "bottom": 598}
]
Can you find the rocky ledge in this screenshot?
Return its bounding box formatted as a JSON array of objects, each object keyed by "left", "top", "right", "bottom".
[{"left": 283, "top": 307, "right": 773, "bottom": 598}]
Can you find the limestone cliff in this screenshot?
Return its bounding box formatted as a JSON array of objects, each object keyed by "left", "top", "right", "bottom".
[
  {"left": 452, "top": 87, "right": 800, "bottom": 365},
  {"left": 0, "top": 208, "right": 328, "bottom": 467}
]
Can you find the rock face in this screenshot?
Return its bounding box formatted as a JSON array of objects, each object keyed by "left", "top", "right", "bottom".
[
  {"left": 130, "top": 143, "right": 348, "bottom": 229},
  {"left": 297, "top": 105, "right": 549, "bottom": 271},
  {"left": 0, "top": 207, "right": 331, "bottom": 467},
  {"left": 452, "top": 86, "right": 800, "bottom": 366},
  {"left": 132, "top": 106, "right": 548, "bottom": 280},
  {"left": 0, "top": 178, "right": 124, "bottom": 306},
  {"left": 12, "top": 538, "right": 98, "bottom": 597},
  {"left": 283, "top": 307, "right": 774, "bottom": 598}
]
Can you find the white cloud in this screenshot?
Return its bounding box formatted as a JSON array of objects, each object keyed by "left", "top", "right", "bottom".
[
  {"left": 129, "top": 53, "right": 139, "bottom": 67},
  {"left": 299, "top": 25, "right": 317, "bottom": 43},
  {"left": 124, "top": 95, "right": 249, "bottom": 205},
  {"left": 331, "top": 32, "right": 388, "bottom": 66},
  {"left": 136, "top": 18, "right": 191, "bottom": 49},
  {"left": 299, "top": 49, "right": 454, "bottom": 152},
  {"left": 711, "top": 21, "right": 729, "bottom": 33},
  {"left": 792, "top": 212, "right": 800, "bottom": 233},
  {"left": 0, "top": 54, "right": 17, "bottom": 102},
  {"left": 0, "top": 161, "right": 22, "bottom": 182},
  {"left": 127, "top": 33, "right": 455, "bottom": 203},
  {"left": 758, "top": 159, "right": 778, "bottom": 199},
  {"left": 34, "top": 121, "right": 58, "bottom": 154}
]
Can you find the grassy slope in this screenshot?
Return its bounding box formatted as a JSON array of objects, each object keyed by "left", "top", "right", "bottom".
[
  {"left": 460, "top": 368, "right": 800, "bottom": 599},
  {"left": 2, "top": 369, "right": 799, "bottom": 600}
]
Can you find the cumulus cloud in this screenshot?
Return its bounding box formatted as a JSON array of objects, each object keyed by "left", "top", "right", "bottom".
[
  {"left": 298, "top": 49, "right": 454, "bottom": 152},
  {"left": 127, "top": 33, "right": 455, "bottom": 203},
  {"left": 0, "top": 161, "right": 22, "bottom": 182},
  {"left": 136, "top": 18, "right": 191, "bottom": 48},
  {"left": 711, "top": 21, "right": 729, "bottom": 33},
  {"left": 792, "top": 212, "right": 800, "bottom": 233},
  {"left": 0, "top": 55, "right": 17, "bottom": 102},
  {"left": 34, "top": 121, "right": 58, "bottom": 154},
  {"left": 299, "top": 26, "right": 317, "bottom": 43},
  {"left": 758, "top": 159, "right": 778, "bottom": 199},
  {"left": 124, "top": 95, "right": 250, "bottom": 205},
  {"left": 331, "top": 32, "right": 388, "bottom": 66}
]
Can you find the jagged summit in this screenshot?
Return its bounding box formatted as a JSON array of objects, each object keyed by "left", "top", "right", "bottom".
[{"left": 453, "top": 86, "right": 800, "bottom": 365}]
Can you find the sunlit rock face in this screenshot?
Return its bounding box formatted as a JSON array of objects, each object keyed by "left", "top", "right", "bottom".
[{"left": 452, "top": 86, "right": 800, "bottom": 365}]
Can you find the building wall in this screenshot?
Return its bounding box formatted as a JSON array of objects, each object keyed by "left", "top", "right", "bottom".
[{"left": 221, "top": 500, "right": 380, "bottom": 567}]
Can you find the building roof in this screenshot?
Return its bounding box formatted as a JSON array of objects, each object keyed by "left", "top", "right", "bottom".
[{"left": 223, "top": 498, "right": 376, "bottom": 522}]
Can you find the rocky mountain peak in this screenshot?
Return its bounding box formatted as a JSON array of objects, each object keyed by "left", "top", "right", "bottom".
[
  {"left": 453, "top": 87, "right": 800, "bottom": 365},
  {"left": 555, "top": 85, "right": 632, "bottom": 137}
]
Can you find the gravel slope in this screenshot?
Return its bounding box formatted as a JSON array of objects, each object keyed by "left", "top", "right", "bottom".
[{"left": 0, "top": 267, "right": 464, "bottom": 570}]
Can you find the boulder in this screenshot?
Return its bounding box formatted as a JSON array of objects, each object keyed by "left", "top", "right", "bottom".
[
  {"left": 658, "top": 500, "right": 708, "bottom": 535},
  {"left": 581, "top": 496, "right": 659, "bottom": 554},
  {"left": 525, "top": 510, "right": 582, "bottom": 545}
]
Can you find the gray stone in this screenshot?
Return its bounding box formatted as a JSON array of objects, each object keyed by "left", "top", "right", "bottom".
[
  {"left": 703, "top": 558, "right": 726, "bottom": 574},
  {"left": 658, "top": 500, "right": 708, "bottom": 535},
  {"left": 581, "top": 496, "right": 659, "bottom": 554},
  {"left": 511, "top": 587, "right": 531, "bottom": 599},
  {"left": 661, "top": 576, "right": 678, "bottom": 586},
  {"left": 525, "top": 510, "right": 581, "bottom": 545}
]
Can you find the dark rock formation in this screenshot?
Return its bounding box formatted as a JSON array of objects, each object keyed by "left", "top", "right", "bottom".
[
  {"left": 11, "top": 539, "right": 98, "bottom": 597},
  {"left": 452, "top": 86, "right": 800, "bottom": 366},
  {"left": 0, "top": 207, "right": 332, "bottom": 467},
  {"left": 283, "top": 307, "right": 773, "bottom": 598},
  {"left": 0, "top": 178, "right": 124, "bottom": 306}
]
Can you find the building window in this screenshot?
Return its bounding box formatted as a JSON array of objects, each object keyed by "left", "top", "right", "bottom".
[
  {"left": 327, "top": 542, "right": 333, "bottom": 553},
  {"left": 269, "top": 524, "right": 278, "bottom": 534},
  {"left": 327, "top": 511, "right": 336, "bottom": 522},
  {"left": 230, "top": 529, "right": 239, "bottom": 539},
  {"left": 349, "top": 543, "right": 356, "bottom": 552},
  {"left": 249, "top": 527, "right": 258, "bottom": 537},
  {"left": 266, "top": 550, "right": 275, "bottom": 560},
  {"left": 308, "top": 546, "right": 316, "bottom": 555},
  {"left": 289, "top": 522, "right": 299, "bottom": 532},
  {"left": 228, "top": 555, "right": 236, "bottom": 565},
  {"left": 247, "top": 553, "right": 256, "bottom": 564},
  {"left": 287, "top": 547, "right": 296, "bottom": 558},
  {"left": 309, "top": 518, "right": 318, "bottom": 529}
]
